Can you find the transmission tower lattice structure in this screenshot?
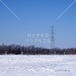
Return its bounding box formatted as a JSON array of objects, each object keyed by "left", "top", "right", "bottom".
[{"left": 51, "top": 26, "right": 55, "bottom": 49}]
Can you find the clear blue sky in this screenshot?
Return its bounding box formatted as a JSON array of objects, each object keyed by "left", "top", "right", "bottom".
[{"left": 0, "top": 0, "right": 76, "bottom": 48}]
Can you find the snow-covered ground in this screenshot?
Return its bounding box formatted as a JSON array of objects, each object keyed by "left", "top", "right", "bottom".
[{"left": 0, "top": 55, "right": 76, "bottom": 76}]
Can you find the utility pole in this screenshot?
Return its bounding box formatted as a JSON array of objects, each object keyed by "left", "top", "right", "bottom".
[{"left": 51, "top": 25, "right": 56, "bottom": 54}]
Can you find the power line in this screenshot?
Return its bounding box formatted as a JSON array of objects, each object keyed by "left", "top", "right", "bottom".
[{"left": 0, "top": 0, "right": 21, "bottom": 21}]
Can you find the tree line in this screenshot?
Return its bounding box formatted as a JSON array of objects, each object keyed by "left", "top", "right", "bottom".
[{"left": 0, "top": 44, "right": 76, "bottom": 55}]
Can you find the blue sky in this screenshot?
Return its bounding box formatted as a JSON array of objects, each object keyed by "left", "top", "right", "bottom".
[{"left": 0, "top": 0, "right": 76, "bottom": 48}]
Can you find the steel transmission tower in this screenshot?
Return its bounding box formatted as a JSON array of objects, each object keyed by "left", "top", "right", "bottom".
[{"left": 51, "top": 25, "right": 55, "bottom": 49}]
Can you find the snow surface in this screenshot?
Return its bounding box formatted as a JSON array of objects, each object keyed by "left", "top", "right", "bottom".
[{"left": 0, "top": 55, "right": 76, "bottom": 76}]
